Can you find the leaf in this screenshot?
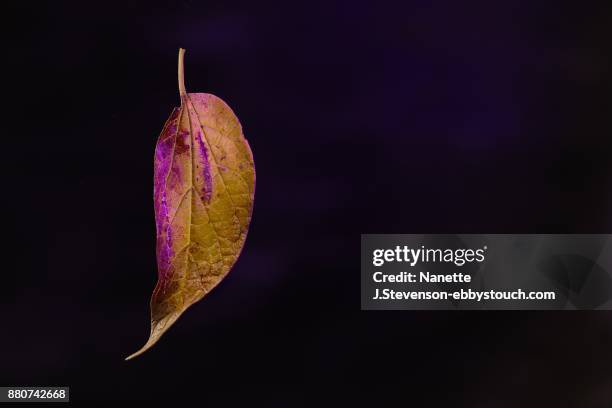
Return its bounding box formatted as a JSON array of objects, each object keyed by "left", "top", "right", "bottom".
[{"left": 126, "top": 48, "right": 255, "bottom": 360}]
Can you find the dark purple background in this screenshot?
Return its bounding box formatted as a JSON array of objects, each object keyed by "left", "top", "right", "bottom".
[{"left": 4, "top": 0, "right": 612, "bottom": 406}]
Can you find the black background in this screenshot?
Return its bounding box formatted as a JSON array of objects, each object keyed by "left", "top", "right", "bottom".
[{"left": 4, "top": 0, "right": 612, "bottom": 405}]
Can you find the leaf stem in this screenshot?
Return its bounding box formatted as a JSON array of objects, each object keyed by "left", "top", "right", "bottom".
[{"left": 178, "top": 48, "right": 187, "bottom": 97}]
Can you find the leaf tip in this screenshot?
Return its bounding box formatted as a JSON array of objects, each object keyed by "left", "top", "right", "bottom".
[
  {"left": 125, "top": 333, "right": 159, "bottom": 361},
  {"left": 125, "top": 348, "right": 145, "bottom": 361},
  {"left": 125, "top": 312, "right": 183, "bottom": 361},
  {"left": 125, "top": 337, "right": 156, "bottom": 361}
]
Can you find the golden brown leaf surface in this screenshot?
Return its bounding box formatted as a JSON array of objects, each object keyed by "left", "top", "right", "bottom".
[{"left": 126, "top": 49, "right": 255, "bottom": 360}]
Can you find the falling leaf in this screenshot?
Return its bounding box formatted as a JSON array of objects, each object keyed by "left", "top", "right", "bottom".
[{"left": 126, "top": 48, "right": 255, "bottom": 360}]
